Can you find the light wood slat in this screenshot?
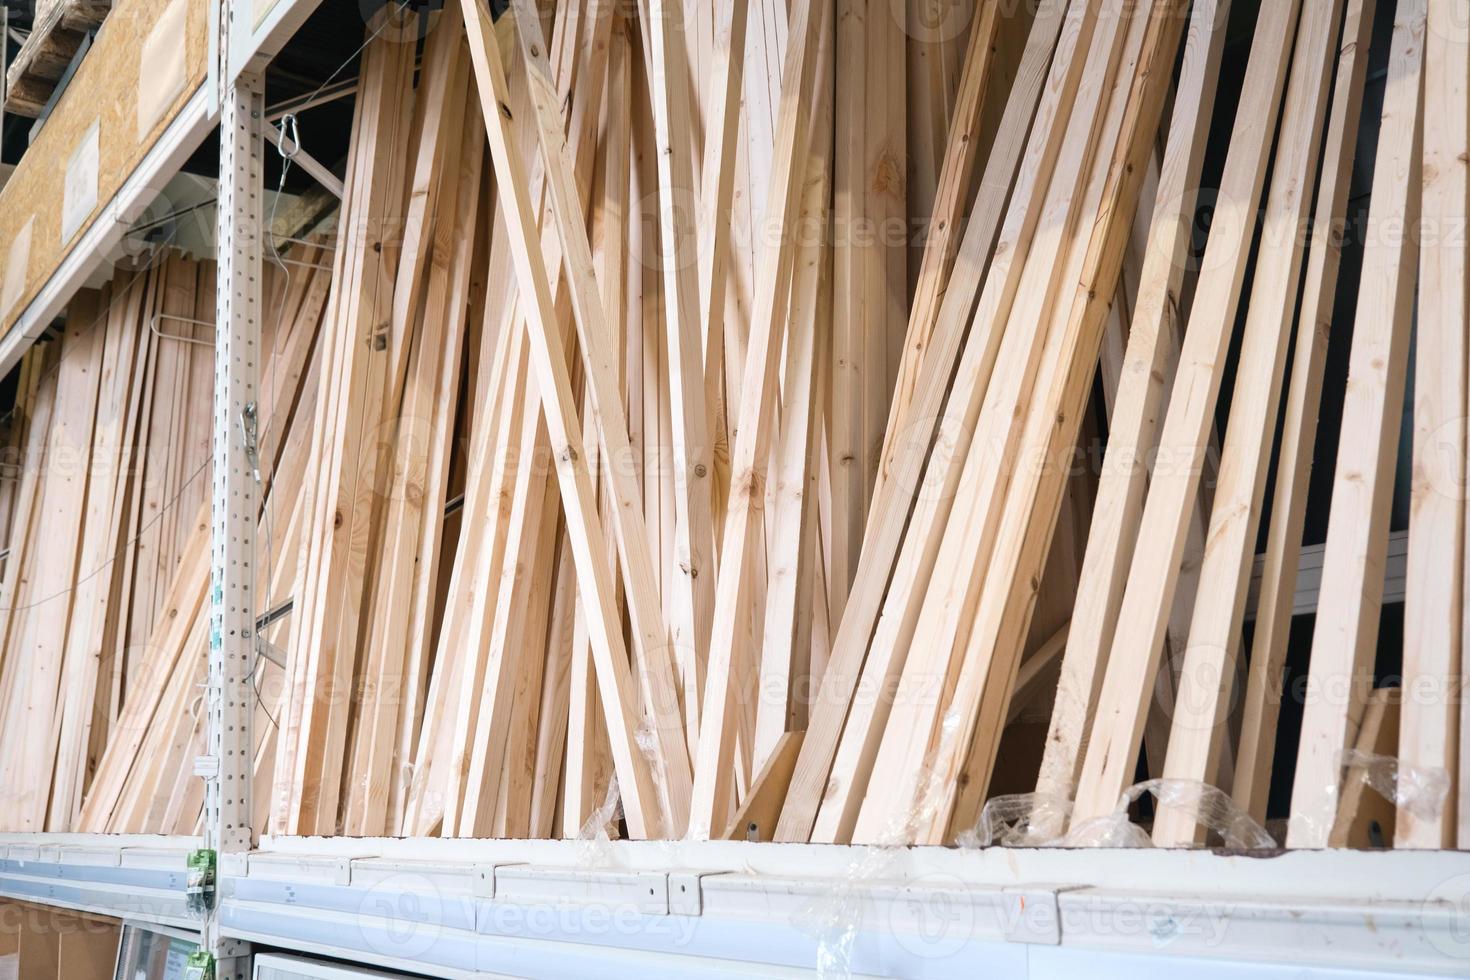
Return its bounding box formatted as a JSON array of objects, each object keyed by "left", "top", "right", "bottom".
[
  {"left": 647, "top": 0, "right": 719, "bottom": 705},
  {"left": 460, "top": 0, "right": 669, "bottom": 839},
  {"left": 754, "top": 19, "right": 835, "bottom": 772},
  {"left": 696, "top": 0, "right": 751, "bottom": 533},
  {"left": 1288, "top": 0, "right": 1427, "bottom": 848},
  {"left": 8, "top": 294, "right": 106, "bottom": 830},
  {"left": 775, "top": 0, "right": 1071, "bottom": 844},
  {"left": 347, "top": 43, "right": 481, "bottom": 835},
  {"left": 49, "top": 278, "right": 151, "bottom": 829},
  {"left": 563, "top": 14, "right": 633, "bottom": 839},
  {"left": 276, "top": 14, "right": 417, "bottom": 834},
  {"left": 688, "top": 0, "right": 831, "bottom": 840},
  {"left": 934, "top": 2, "right": 1194, "bottom": 842},
  {"left": 1232, "top": 0, "right": 1379, "bottom": 823},
  {"left": 502, "top": 0, "right": 695, "bottom": 830},
  {"left": 876, "top": 0, "right": 1002, "bottom": 504},
  {"left": 530, "top": 531, "right": 577, "bottom": 838},
  {"left": 1151, "top": 0, "right": 1347, "bottom": 847},
  {"left": 829, "top": 0, "right": 909, "bottom": 616},
  {"left": 1033, "top": 0, "right": 1230, "bottom": 814},
  {"left": 814, "top": 0, "right": 1117, "bottom": 845},
  {"left": 1397, "top": 0, "right": 1467, "bottom": 849},
  {"left": 403, "top": 10, "right": 553, "bottom": 839},
  {"left": 1072, "top": 0, "right": 1307, "bottom": 826},
  {"left": 1330, "top": 687, "right": 1400, "bottom": 847},
  {"left": 855, "top": 0, "right": 1175, "bottom": 845},
  {"left": 410, "top": 1, "right": 604, "bottom": 838}
]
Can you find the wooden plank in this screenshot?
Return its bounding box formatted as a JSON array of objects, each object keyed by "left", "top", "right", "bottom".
[
  {"left": 695, "top": 0, "right": 751, "bottom": 533},
  {"left": 877, "top": 0, "right": 1002, "bottom": 502},
  {"left": 1329, "top": 687, "right": 1399, "bottom": 848},
  {"left": 403, "top": 9, "right": 546, "bottom": 839},
  {"left": 724, "top": 729, "right": 805, "bottom": 841},
  {"left": 1072, "top": 0, "right": 1307, "bottom": 826},
  {"left": 460, "top": 0, "right": 671, "bottom": 839},
  {"left": 1231, "top": 0, "right": 1378, "bottom": 823},
  {"left": 1033, "top": 0, "right": 1230, "bottom": 813},
  {"left": 689, "top": 0, "right": 831, "bottom": 839},
  {"left": 775, "top": 0, "right": 1071, "bottom": 844},
  {"left": 829, "top": 0, "right": 907, "bottom": 613},
  {"left": 754, "top": 19, "right": 834, "bottom": 772},
  {"left": 646, "top": 0, "right": 719, "bottom": 702},
  {"left": 49, "top": 273, "right": 150, "bottom": 828},
  {"left": 562, "top": 13, "right": 632, "bottom": 839},
  {"left": 858, "top": 0, "right": 1184, "bottom": 845},
  {"left": 7, "top": 293, "right": 106, "bottom": 830},
  {"left": 345, "top": 33, "right": 480, "bottom": 835},
  {"left": 276, "top": 11, "right": 417, "bottom": 834},
  {"left": 503, "top": 0, "right": 695, "bottom": 828},
  {"left": 1287, "top": 0, "right": 1426, "bottom": 848},
  {"left": 1397, "top": 0, "right": 1467, "bottom": 849},
  {"left": 1150, "top": 0, "right": 1346, "bottom": 847},
  {"left": 816, "top": 0, "right": 1124, "bottom": 845}
]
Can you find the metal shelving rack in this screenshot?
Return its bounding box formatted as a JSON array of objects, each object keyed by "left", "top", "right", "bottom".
[
  {"left": 0, "top": 831, "right": 1465, "bottom": 976},
  {"left": 0, "top": 1, "right": 1463, "bottom": 977}
]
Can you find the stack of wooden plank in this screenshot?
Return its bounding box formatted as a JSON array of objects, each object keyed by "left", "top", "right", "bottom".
[
  {"left": 0, "top": 243, "right": 329, "bottom": 834},
  {"left": 0, "top": 254, "right": 212, "bottom": 833},
  {"left": 3, "top": 0, "right": 112, "bottom": 117},
  {"left": 0, "top": 0, "right": 1463, "bottom": 849},
  {"left": 72, "top": 239, "right": 331, "bottom": 836}
]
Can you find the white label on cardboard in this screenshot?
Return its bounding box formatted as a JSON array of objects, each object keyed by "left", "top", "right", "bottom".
[
  {"left": 138, "top": 0, "right": 189, "bottom": 139},
  {"left": 2, "top": 215, "right": 34, "bottom": 318},
  {"left": 62, "top": 121, "right": 101, "bottom": 244}
]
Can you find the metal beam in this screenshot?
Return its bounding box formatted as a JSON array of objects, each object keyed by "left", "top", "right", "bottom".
[{"left": 207, "top": 66, "right": 263, "bottom": 976}]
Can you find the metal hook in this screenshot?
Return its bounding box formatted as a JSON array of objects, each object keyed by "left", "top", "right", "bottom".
[
  {"left": 149, "top": 313, "right": 215, "bottom": 347},
  {"left": 276, "top": 112, "right": 301, "bottom": 162}
]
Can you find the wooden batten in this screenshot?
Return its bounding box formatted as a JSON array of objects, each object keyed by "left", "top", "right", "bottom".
[{"left": 0, "top": 0, "right": 1454, "bottom": 855}]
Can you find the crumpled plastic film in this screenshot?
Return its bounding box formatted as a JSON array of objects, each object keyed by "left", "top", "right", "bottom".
[
  {"left": 632, "top": 718, "right": 679, "bottom": 840},
  {"left": 575, "top": 774, "right": 622, "bottom": 868},
  {"left": 1065, "top": 779, "right": 1277, "bottom": 849},
  {"left": 957, "top": 793, "right": 1076, "bottom": 848},
  {"left": 795, "top": 708, "right": 968, "bottom": 978},
  {"left": 794, "top": 843, "right": 902, "bottom": 979},
  {"left": 1337, "top": 749, "right": 1451, "bottom": 822}
]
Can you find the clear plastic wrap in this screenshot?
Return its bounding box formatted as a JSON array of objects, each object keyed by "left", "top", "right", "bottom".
[
  {"left": 796, "top": 843, "right": 901, "bottom": 980},
  {"left": 797, "top": 709, "right": 968, "bottom": 978},
  {"left": 1336, "top": 749, "right": 1451, "bottom": 821},
  {"left": 957, "top": 792, "right": 1075, "bottom": 848},
  {"left": 1289, "top": 748, "right": 1452, "bottom": 844},
  {"left": 958, "top": 779, "right": 1276, "bottom": 849},
  {"left": 575, "top": 774, "right": 622, "bottom": 868}
]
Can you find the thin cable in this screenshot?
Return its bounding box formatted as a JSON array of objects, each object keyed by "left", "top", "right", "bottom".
[
  {"left": 250, "top": 0, "right": 416, "bottom": 730},
  {"left": 0, "top": 454, "right": 210, "bottom": 614}
]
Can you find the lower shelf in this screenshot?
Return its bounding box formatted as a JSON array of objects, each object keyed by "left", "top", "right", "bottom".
[
  {"left": 0, "top": 834, "right": 1464, "bottom": 978},
  {"left": 0, "top": 834, "right": 197, "bottom": 930}
]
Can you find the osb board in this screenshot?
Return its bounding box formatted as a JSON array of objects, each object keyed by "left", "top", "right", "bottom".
[{"left": 0, "top": 0, "right": 209, "bottom": 331}]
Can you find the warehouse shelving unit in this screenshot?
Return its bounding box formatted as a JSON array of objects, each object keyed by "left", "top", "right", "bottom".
[
  {"left": 0, "top": 0, "right": 1462, "bottom": 977},
  {"left": 0, "top": 831, "right": 1465, "bottom": 977}
]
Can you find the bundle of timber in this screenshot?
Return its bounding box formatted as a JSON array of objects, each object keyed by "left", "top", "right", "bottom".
[
  {"left": 0, "top": 244, "right": 330, "bottom": 834},
  {"left": 3, "top": 0, "right": 112, "bottom": 117},
  {"left": 3, "top": 0, "right": 1465, "bottom": 850}
]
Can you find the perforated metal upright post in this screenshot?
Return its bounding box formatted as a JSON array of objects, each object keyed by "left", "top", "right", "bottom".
[{"left": 205, "top": 67, "right": 263, "bottom": 977}]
